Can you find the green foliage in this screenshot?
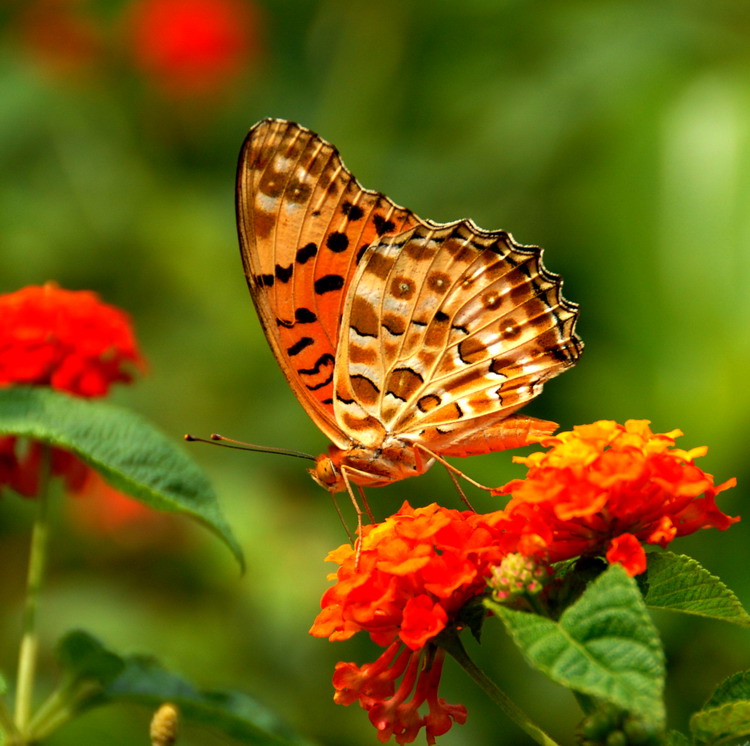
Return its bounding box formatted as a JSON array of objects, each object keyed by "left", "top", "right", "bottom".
[
  {"left": 643, "top": 553, "right": 750, "bottom": 626},
  {"left": 487, "top": 566, "right": 666, "bottom": 729},
  {"left": 690, "top": 671, "right": 750, "bottom": 744},
  {"left": 0, "top": 387, "right": 243, "bottom": 568},
  {"left": 44, "top": 630, "right": 315, "bottom": 746}
]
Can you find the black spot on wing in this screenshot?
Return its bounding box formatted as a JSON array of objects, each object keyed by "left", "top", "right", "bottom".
[
  {"left": 287, "top": 337, "right": 314, "bottom": 356},
  {"left": 275, "top": 263, "right": 293, "bottom": 283},
  {"left": 299, "top": 351, "right": 336, "bottom": 392},
  {"left": 295, "top": 307, "right": 317, "bottom": 323},
  {"left": 356, "top": 244, "right": 369, "bottom": 264},
  {"left": 342, "top": 202, "right": 364, "bottom": 221},
  {"left": 315, "top": 275, "right": 345, "bottom": 294},
  {"left": 326, "top": 232, "right": 349, "bottom": 253},
  {"left": 373, "top": 214, "right": 396, "bottom": 236},
  {"left": 256, "top": 273, "right": 274, "bottom": 288},
  {"left": 276, "top": 307, "right": 317, "bottom": 328},
  {"left": 299, "top": 353, "right": 335, "bottom": 376},
  {"left": 296, "top": 242, "right": 317, "bottom": 264}
]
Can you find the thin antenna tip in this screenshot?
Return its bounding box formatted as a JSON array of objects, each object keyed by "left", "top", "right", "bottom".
[
  {"left": 210, "top": 433, "right": 222, "bottom": 441},
  {"left": 184, "top": 433, "right": 196, "bottom": 441}
]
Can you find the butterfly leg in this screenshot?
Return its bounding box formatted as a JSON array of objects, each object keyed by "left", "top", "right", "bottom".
[
  {"left": 443, "top": 467, "right": 475, "bottom": 511},
  {"left": 328, "top": 490, "right": 355, "bottom": 544},
  {"left": 413, "top": 443, "right": 494, "bottom": 493},
  {"left": 340, "top": 466, "right": 366, "bottom": 568}
]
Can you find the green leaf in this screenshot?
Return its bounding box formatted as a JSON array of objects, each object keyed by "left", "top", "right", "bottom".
[
  {"left": 56, "top": 630, "right": 125, "bottom": 690},
  {"left": 0, "top": 387, "right": 243, "bottom": 568},
  {"left": 691, "top": 701, "right": 750, "bottom": 743},
  {"left": 643, "top": 552, "right": 750, "bottom": 626},
  {"left": 47, "top": 631, "right": 315, "bottom": 746},
  {"left": 487, "top": 565, "right": 665, "bottom": 728},
  {"left": 704, "top": 671, "right": 750, "bottom": 709}
]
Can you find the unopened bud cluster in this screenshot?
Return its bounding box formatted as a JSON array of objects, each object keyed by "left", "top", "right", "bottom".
[{"left": 488, "top": 553, "right": 547, "bottom": 602}]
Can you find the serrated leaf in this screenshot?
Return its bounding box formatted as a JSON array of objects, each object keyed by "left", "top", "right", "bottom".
[
  {"left": 0, "top": 387, "right": 242, "bottom": 568},
  {"left": 53, "top": 631, "right": 315, "bottom": 746},
  {"left": 644, "top": 553, "right": 750, "bottom": 626},
  {"left": 704, "top": 671, "right": 750, "bottom": 709},
  {"left": 487, "top": 565, "right": 665, "bottom": 727},
  {"left": 691, "top": 701, "right": 750, "bottom": 743}
]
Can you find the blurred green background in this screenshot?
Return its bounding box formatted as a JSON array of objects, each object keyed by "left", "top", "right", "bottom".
[{"left": 1, "top": 0, "right": 749, "bottom": 744}]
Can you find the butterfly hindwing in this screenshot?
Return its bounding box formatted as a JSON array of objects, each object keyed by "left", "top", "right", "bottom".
[{"left": 334, "top": 221, "right": 582, "bottom": 451}]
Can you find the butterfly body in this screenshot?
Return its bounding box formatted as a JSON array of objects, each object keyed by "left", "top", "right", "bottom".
[{"left": 236, "top": 118, "right": 583, "bottom": 494}]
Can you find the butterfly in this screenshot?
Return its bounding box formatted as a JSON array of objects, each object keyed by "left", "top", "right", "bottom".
[{"left": 236, "top": 118, "right": 582, "bottom": 495}]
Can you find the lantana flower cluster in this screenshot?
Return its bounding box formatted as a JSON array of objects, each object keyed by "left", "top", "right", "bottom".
[
  {"left": 0, "top": 283, "right": 143, "bottom": 397},
  {"left": 310, "top": 502, "right": 534, "bottom": 745},
  {"left": 313, "top": 420, "right": 737, "bottom": 744},
  {"left": 497, "top": 419, "right": 738, "bottom": 576},
  {"left": 0, "top": 284, "right": 148, "bottom": 524}
]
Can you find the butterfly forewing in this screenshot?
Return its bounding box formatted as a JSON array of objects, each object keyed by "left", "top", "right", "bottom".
[{"left": 236, "top": 119, "right": 421, "bottom": 444}]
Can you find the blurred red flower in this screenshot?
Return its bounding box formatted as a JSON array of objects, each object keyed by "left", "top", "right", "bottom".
[
  {"left": 497, "top": 419, "right": 738, "bottom": 576},
  {"left": 0, "top": 283, "right": 144, "bottom": 397},
  {"left": 126, "top": 0, "right": 262, "bottom": 97},
  {"left": 0, "top": 283, "right": 145, "bottom": 504}
]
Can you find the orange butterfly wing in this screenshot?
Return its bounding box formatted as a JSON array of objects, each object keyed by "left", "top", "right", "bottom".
[{"left": 236, "top": 118, "right": 420, "bottom": 447}]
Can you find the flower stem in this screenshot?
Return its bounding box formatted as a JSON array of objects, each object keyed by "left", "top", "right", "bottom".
[
  {"left": 438, "top": 630, "right": 562, "bottom": 746},
  {"left": 14, "top": 446, "right": 53, "bottom": 734},
  {"left": 0, "top": 695, "right": 22, "bottom": 745}
]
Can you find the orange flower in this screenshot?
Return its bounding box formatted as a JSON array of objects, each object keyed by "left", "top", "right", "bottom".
[
  {"left": 0, "top": 283, "right": 144, "bottom": 501},
  {"left": 310, "top": 502, "right": 535, "bottom": 744},
  {"left": 496, "top": 420, "right": 738, "bottom": 576}
]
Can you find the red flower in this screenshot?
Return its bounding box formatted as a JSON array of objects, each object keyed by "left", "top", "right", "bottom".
[
  {"left": 0, "top": 283, "right": 144, "bottom": 501},
  {"left": 0, "top": 283, "right": 144, "bottom": 397},
  {"left": 496, "top": 420, "right": 738, "bottom": 575},
  {"left": 126, "top": 0, "right": 262, "bottom": 98},
  {"left": 310, "top": 502, "right": 534, "bottom": 744}
]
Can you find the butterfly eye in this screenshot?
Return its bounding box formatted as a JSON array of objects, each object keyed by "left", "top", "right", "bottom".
[{"left": 312, "top": 455, "right": 339, "bottom": 488}]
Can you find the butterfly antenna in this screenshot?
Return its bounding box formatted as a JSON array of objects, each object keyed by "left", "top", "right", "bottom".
[{"left": 184, "top": 433, "right": 316, "bottom": 462}]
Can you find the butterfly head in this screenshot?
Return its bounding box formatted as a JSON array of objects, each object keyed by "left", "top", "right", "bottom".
[{"left": 310, "top": 452, "right": 342, "bottom": 492}]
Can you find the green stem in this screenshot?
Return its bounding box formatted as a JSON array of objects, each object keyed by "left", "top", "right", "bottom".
[
  {"left": 14, "top": 446, "right": 53, "bottom": 735},
  {"left": 0, "top": 695, "right": 22, "bottom": 744},
  {"left": 26, "top": 680, "right": 101, "bottom": 743},
  {"left": 438, "top": 630, "right": 561, "bottom": 746}
]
